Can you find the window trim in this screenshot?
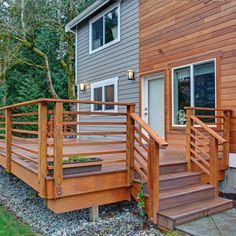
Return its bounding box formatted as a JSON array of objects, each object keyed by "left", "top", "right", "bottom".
[
  {"left": 91, "top": 77, "right": 118, "bottom": 112},
  {"left": 89, "top": 3, "right": 121, "bottom": 55},
  {"left": 171, "top": 58, "right": 217, "bottom": 127}
]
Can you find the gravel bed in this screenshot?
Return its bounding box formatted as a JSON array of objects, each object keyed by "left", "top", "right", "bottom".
[{"left": 0, "top": 166, "right": 161, "bottom": 236}]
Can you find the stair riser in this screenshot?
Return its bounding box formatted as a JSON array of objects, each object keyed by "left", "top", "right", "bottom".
[
  {"left": 160, "top": 175, "right": 201, "bottom": 191},
  {"left": 159, "top": 188, "right": 215, "bottom": 211},
  {"left": 160, "top": 163, "right": 186, "bottom": 175},
  {"left": 158, "top": 202, "right": 233, "bottom": 230},
  {"left": 174, "top": 201, "right": 233, "bottom": 226}
]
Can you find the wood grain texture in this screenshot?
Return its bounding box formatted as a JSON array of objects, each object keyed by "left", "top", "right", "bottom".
[
  {"left": 38, "top": 102, "right": 48, "bottom": 198},
  {"left": 5, "top": 109, "right": 11, "bottom": 173},
  {"left": 140, "top": 0, "right": 236, "bottom": 152},
  {"left": 53, "top": 102, "right": 64, "bottom": 198}
]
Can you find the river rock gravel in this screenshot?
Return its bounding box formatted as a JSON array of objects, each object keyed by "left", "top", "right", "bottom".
[{"left": 0, "top": 166, "right": 161, "bottom": 236}]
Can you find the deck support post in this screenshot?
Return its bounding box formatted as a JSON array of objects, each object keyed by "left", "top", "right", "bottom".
[
  {"left": 147, "top": 137, "right": 159, "bottom": 224},
  {"left": 223, "top": 110, "right": 231, "bottom": 168},
  {"left": 38, "top": 102, "right": 48, "bottom": 198},
  {"left": 89, "top": 206, "right": 99, "bottom": 222},
  {"left": 53, "top": 101, "right": 64, "bottom": 198},
  {"left": 5, "top": 108, "right": 12, "bottom": 173},
  {"left": 126, "top": 104, "right": 135, "bottom": 187},
  {"left": 210, "top": 136, "right": 219, "bottom": 196},
  {"left": 186, "top": 109, "right": 193, "bottom": 171}
]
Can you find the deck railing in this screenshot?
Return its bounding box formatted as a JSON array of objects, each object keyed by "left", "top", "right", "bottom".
[
  {"left": 0, "top": 99, "right": 135, "bottom": 198},
  {"left": 0, "top": 99, "right": 168, "bottom": 220},
  {"left": 129, "top": 113, "right": 168, "bottom": 223},
  {"left": 185, "top": 107, "right": 231, "bottom": 195}
]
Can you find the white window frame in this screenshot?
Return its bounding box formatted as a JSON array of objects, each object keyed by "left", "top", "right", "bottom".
[
  {"left": 89, "top": 3, "right": 121, "bottom": 55},
  {"left": 91, "top": 77, "right": 118, "bottom": 112},
  {"left": 172, "top": 58, "right": 217, "bottom": 127}
]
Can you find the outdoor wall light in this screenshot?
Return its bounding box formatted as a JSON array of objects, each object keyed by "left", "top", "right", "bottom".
[
  {"left": 79, "top": 82, "right": 86, "bottom": 91},
  {"left": 127, "top": 69, "right": 135, "bottom": 80}
]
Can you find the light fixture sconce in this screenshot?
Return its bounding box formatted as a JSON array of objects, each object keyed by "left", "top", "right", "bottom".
[
  {"left": 127, "top": 69, "right": 135, "bottom": 80},
  {"left": 79, "top": 82, "right": 86, "bottom": 91}
]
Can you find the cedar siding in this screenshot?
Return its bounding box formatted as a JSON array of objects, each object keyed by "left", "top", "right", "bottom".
[{"left": 139, "top": 0, "right": 236, "bottom": 152}]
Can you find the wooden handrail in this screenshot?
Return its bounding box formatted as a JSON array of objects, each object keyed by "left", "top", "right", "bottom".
[
  {"left": 185, "top": 106, "right": 232, "bottom": 112},
  {"left": 186, "top": 107, "right": 231, "bottom": 196},
  {"left": 0, "top": 98, "right": 135, "bottom": 110},
  {"left": 190, "top": 115, "right": 227, "bottom": 144},
  {"left": 129, "top": 112, "right": 168, "bottom": 223},
  {"left": 130, "top": 113, "right": 168, "bottom": 147}
]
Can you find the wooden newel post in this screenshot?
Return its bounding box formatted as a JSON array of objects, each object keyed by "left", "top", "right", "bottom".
[
  {"left": 223, "top": 110, "right": 231, "bottom": 168},
  {"left": 38, "top": 102, "right": 48, "bottom": 197},
  {"left": 5, "top": 108, "right": 12, "bottom": 173},
  {"left": 185, "top": 108, "right": 193, "bottom": 171},
  {"left": 209, "top": 135, "right": 218, "bottom": 196},
  {"left": 147, "top": 137, "right": 159, "bottom": 224},
  {"left": 126, "top": 104, "right": 135, "bottom": 187},
  {"left": 53, "top": 102, "right": 63, "bottom": 198}
]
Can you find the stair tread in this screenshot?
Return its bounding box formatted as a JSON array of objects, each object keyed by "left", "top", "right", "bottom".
[
  {"left": 160, "top": 160, "right": 187, "bottom": 167},
  {"left": 159, "top": 197, "right": 232, "bottom": 220},
  {"left": 159, "top": 184, "right": 214, "bottom": 199},
  {"left": 160, "top": 171, "right": 201, "bottom": 181}
]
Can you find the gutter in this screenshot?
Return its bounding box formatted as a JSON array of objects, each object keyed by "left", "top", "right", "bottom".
[{"left": 65, "top": 0, "right": 111, "bottom": 32}]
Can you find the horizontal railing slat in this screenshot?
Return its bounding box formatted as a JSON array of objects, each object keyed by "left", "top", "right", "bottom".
[
  {"left": 63, "top": 131, "right": 126, "bottom": 136},
  {"left": 12, "top": 129, "right": 38, "bottom": 135}
]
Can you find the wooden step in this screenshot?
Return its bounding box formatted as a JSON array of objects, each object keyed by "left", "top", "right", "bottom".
[
  {"left": 158, "top": 197, "right": 233, "bottom": 230},
  {"left": 159, "top": 184, "right": 214, "bottom": 210},
  {"left": 160, "top": 171, "right": 201, "bottom": 190},
  {"left": 160, "top": 161, "right": 187, "bottom": 175},
  {"left": 133, "top": 171, "right": 201, "bottom": 196}
]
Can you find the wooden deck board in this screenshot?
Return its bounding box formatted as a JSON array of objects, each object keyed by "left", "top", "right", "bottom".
[{"left": 0, "top": 138, "right": 186, "bottom": 175}]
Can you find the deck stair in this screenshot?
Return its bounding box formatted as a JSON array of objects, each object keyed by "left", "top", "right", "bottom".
[{"left": 132, "top": 160, "right": 233, "bottom": 230}]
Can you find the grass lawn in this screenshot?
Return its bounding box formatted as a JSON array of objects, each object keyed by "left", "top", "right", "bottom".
[{"left": 0, "top": 204, "right": 39, "bottom": 236}]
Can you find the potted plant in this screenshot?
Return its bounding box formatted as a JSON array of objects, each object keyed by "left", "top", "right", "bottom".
[
  {"left": 177, "top": 110, "right": 186, "bottom": 125},
  {"left": 48, "top": 156, "right": 103, "bottom": 176}
]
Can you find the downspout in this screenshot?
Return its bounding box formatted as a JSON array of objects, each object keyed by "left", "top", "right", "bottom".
[{"left": 65, "top": 25, "right": 80, "bottom": 136}]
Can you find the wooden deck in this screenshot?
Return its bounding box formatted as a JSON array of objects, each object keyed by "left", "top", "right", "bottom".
[
  {"left": 0, "top": 138, "right": 186, "bottom": 175},
  {"left": 0, "top": 99, "right": 232, "bottom": 229}
]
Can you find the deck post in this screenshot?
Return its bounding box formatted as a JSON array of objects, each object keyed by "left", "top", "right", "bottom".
[
  {"left": 126, "top": 104, "right": 135, "bottom": 187},
  {"left": 89, "top": 206, "right": 99, "bottom": 222},
  {"left": 147, "top": 137, "right": 159, "bottom": 224},
  {"left": 223, "top": 110, "right": 231, "bottom": 168},
  {"left": 185, "top": 109, "right": 193, "bottom": 171},
  {"left": 38, "top": 102, "right": 48, "bottom": 198},
  {"left": 53, "top": 101, "right": 64, "bottom": 198},
  {"left": 209, "top": 135, "right": 218, "bottom": 196},
  {"left": 5, "top": 108, "right": 12, "bottom": 173}
]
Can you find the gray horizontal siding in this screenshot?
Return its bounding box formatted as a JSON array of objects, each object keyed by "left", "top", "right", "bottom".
[{"left": 76, "top": 0, "right": 139, "bottom": 140}]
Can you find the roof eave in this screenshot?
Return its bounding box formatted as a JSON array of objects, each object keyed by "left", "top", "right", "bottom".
[{"left": 65, "top": 0, "right": 111, "bottom": 32}]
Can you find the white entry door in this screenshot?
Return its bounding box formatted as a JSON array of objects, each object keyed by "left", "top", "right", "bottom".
[{"left": 142, "top": 73, "right": 165, "bottom": 138}]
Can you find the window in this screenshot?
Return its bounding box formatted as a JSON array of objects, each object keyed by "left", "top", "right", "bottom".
[
  {"left": 89, "top": 4, "right": 120, "bottom": 54},
  {"left": 91, "top": 77, "right": 118, "bottom": 112},
  {"left": 172, "top": 60, "right": 216, "bottom": 125}
]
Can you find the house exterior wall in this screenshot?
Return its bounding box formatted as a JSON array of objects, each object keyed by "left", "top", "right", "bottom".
[
  {"left": 139, "top": 0, "right": 236, "bottom": 152},
  {"left": 76, "top": 0, "right": 139, "bottom": 140}
]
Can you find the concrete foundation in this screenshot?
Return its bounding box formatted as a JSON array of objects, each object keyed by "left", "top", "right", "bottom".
[{"left": 219, "top": 167, "right": 236, "bottom": 194}]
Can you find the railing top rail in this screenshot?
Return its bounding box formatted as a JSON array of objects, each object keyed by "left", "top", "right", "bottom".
[
  {"left": 190, "top": 115, "right": 227, "bottom": 144},
  {"left": 0, "top": 98, "right": 135, "bottom": 110},
  {"left": 185, "top": 106, "right": 232, "bottom": 112},
  {"left": 130, "top": 113, "right": 168, "bottom": 147}
]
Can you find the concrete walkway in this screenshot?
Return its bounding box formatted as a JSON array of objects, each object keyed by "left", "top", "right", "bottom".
[{"left": 176, "top": 209, "right": 236, "bottom": 236}]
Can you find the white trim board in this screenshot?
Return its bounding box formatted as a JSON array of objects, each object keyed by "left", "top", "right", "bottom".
[
  {"left": 89, "top": 2, "right": 121, "bottom": 55},
  {"left": 229, "top": 153, "right": 236, "bottom": 168},
  {"left": 171, "top": 58, "right": 217, "bottom": 127},
  {"left": 90, "top": 77, "right": 118, "bottom": 112}
]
